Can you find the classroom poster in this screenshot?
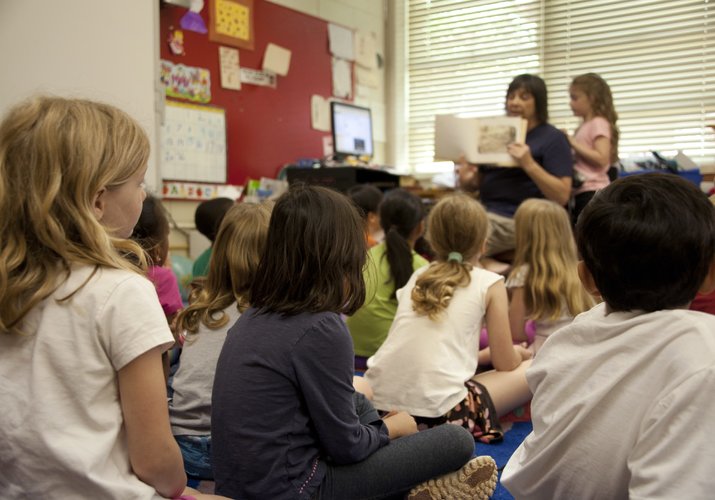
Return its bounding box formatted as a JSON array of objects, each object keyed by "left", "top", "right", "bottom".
[
  {"left": 160, "top": 101, "right": 227, "bottom": 183},
  {"left": 160, "top": 60, "right": 212, "bottom": 103},
  {"left": 219, "top": 46, "right": 241, "bottom": 90}
]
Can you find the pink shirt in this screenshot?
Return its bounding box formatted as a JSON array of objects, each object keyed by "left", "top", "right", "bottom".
[
  {"left": 573, "top": 116, "right": 612, "bottom": 194},
  {"left": 147, "top": 265, "right": 184, "bottom": 317}
]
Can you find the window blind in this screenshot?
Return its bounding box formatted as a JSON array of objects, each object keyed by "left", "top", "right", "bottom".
[
  {"left": 404, "top": 0, "right": 714, "bottom": 172},
  {"left": 407, "top": 0, "right": 543, "bottom": 172},
  {"left": 543, "top": 0, "right": 714, "bottom": 164}
]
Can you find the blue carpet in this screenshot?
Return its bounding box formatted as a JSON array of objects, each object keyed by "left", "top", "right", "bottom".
[{"left": 474, "top": 421, "right": 532, "bottom": 500}]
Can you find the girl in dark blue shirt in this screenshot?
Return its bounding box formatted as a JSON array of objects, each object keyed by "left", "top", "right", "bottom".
[{"left": 212, "top": 185, "right": 498, "bottom": 500}]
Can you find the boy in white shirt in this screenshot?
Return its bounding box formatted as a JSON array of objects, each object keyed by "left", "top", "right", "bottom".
[{"left": 502, "top": 173, "right": 715, "bottom": 499}]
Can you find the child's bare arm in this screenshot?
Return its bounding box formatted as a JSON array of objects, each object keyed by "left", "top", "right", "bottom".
[
  {"left": 118, "top": 346, "right": 186, "bottom": 498},
  {"left": 486, "top": 281, "right": 531, "bottom": 371},
  {"left": 508, "top": 287, "right": 529, "bottom": 343},
  {"left": 569, "top": 134, "right": 611, "bottom": 168},
  {"left": 382, "top": 411, "right": 418, "bottom": 439}
]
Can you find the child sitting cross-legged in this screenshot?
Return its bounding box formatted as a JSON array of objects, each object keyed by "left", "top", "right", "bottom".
[
  {"left": 211, "top": 185, "right": 499, "bottom": 500},
  {"left": 502, "top": 173, "right": 715, "bottom": 498},
  {"left": 365, "top": 193, "right": 533, "bottom": 443}
]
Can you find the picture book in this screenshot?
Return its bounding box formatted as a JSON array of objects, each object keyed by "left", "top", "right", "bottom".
[{"left": 434, "top": 114, "right": 528, "bottom": 166}]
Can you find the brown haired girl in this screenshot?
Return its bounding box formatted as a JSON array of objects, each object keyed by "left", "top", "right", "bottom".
[{"left": 211, "top": 185, "right": 498, "bottom": 500}]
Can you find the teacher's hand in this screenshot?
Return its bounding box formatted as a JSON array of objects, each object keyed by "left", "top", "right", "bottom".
[
  {"left": 455, "top": 155, "right": 479, "bottom": 191},
  {"left": 507, "top": 142, "right": 535, "bottom": 169}
]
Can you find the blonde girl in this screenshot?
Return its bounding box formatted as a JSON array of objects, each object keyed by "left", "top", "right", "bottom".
[
  {"left": 566, "top": 72, "right": 619, "bottom": 223},
  {"left": 0, "top": 96, "right": 224, "bottom": 499},
  {"left": 365, "top": 193, "right": 532, "bottom": 443},
  {"left": 169, "top": 201, "right": 272, "bottom": 481},
  {"left": 507, "top": 199, "right": 595, "bottom": 353}
]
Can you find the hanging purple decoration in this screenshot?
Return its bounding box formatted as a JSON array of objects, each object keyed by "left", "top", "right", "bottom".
[{"left": 180, "top": 0, "right": 208, "bottom": 34}]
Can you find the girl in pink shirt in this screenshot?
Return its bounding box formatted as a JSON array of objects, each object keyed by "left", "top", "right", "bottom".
[{"left": 565, "top": 73, "right": 619, "bottom": 224}]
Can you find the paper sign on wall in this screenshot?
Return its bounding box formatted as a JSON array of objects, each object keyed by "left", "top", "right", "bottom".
[
  {"left": 160, "top": 60, "right": 212, "bottom": 103},
  {"left": 331, "top": 57, "right": 352, "bottom": 100},
  {"left": 328, "top": 23, "right": 354, "bottom": 61},
  {"left": 240, "top": 67, "right": 277, "bottom": 88},
  {"left": 355, "top": 31, "right": 377, "bottom": 69},
  {"left": 263, "top": 43, "right": 291, "bottom": 76},
  {"left": 219, "top": 46, "right": 241, "bottom": 90},
  {"left": 311, "top": 95, "right": 331, "bottom": 132}
]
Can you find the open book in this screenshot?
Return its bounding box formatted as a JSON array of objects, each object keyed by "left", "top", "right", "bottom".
[{"left": 434, "top": 114, "right": 528, "bottom": 167}]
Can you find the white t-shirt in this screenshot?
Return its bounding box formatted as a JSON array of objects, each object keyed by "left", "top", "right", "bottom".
[
  {"left": 505, "top": 264, "right": 574, "bottom": 354},
  {"left": 365, "top": 264, "right": 503, "bottom": 417},
  {"left": 502, "top": 302, "right": 715, "bottom": 499},
  {"left": 0, "top": 265, "right": 175, "bottom": 499}
]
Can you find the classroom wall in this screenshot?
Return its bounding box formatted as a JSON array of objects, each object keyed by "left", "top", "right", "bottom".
[
  {"left": 159, "top": 0, "right": 387, "bottom": 187},
  {"left": 0, "top": 0, "right": 161, "bottom": 190},
  {"left": 163, "top": 0, "right": 388, "bottom": 258}
]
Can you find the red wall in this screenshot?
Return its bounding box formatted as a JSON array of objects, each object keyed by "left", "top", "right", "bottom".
[{"left": 160, "top": 1, "right": 336, "bottom": 185}]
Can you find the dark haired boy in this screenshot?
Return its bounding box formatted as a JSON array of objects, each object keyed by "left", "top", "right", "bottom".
[
  {"left": 192, "top": 197, "right": 234, "bottom": 277},
  {"left": 502, "top": 173, "right": 715, "bottom": 498}
]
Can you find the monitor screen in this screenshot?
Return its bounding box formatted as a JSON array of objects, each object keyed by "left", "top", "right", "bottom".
[{"left": 331, "top": 102, "right": 373, "bottom": 159}]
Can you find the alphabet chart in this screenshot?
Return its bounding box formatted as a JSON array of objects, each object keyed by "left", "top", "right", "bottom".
[{"left": 160, "top": 101, "right": 227, "bottom": 183}]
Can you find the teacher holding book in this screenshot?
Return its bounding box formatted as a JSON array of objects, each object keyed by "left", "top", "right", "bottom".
[{"left": 457, "top": 74, "right": 573, "bottom": 259}]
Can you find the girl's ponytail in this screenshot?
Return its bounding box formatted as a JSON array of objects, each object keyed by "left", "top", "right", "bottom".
[
  {"left": 411, "top": 194, "right": 489, "bottom": 319},
  {"left": 379, "top": 189, "right": 424, "bottom": 297}
]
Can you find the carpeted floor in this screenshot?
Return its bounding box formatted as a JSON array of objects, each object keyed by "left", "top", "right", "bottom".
[{"left": 475, "top": 421, "right": 533, "bottom": 500}]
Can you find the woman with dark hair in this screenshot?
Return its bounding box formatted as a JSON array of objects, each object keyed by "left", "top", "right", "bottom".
[
  {"left": 211, "top": 185, "right": 498, "bottom": 500},
  {"left": 457, "top": 74, "right": 573, "bottom": 258}
]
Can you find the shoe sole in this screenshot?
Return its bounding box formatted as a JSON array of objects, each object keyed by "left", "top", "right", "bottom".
[{"left": 407, "top": 455, "right": 497, "bottom": 500}]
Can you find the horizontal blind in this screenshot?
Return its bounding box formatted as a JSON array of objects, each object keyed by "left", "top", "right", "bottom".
[
  {"left": 407, "top": 0, "right": 543, "bottom": 172},
  {"left": 406, "top": 0, "right": 715, "bottom": 172},
  {"left": 544, "top": 0, "right": 715, "bottom": 163}
]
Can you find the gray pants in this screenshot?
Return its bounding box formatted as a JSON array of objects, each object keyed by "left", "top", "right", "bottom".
[{"left": 314, "top": 393, "right": 476, "bottom": 500}]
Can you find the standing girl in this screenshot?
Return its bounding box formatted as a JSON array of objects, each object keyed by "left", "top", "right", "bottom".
[
  {"left": 566, "top": 72, "right": 619, "bottom": 223},
  {"left": 169, "top": 201, "right": 272, "bottom": 480},
  {"left": 507, "top": 199, "right": 595, "bottom": 353},
  {"left": 347, "top": 188, "right": 427, "bottom": 367},
  {"left": 211, "top": 185, "right": 498, "bottom": 500},
  {"left": 0, "top": 96, "right": 221, "bottom": 499},
  {"left": 364, "top": 194, "right": 532, "bottom": 443}
]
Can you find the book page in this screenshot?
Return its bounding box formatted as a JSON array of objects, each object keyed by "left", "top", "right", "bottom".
[
  {"left": 434, "top": 114, "right": 479, "bottom": 163},
  {"left": 434, "top": 115, "right": 527, "bottom": 166}
]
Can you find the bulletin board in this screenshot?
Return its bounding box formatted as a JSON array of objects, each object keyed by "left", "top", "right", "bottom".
[
  {"left": 160, "top": 1, "right": 336, "bottom": 186},
  {"left": 160, "top": 101, "right": 227, "bottom": 183}
]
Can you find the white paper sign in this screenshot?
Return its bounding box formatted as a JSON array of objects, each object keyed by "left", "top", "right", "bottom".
[
  {"left": 263, "top": 43, "right": 292, "bottom": 76},
  {"left": 355, "top": 31, "right": 377, "bottom": 69},
  {"left": 331, "top": 57, "right": 352, "bottom": 99},
  {"left": 219, "top": 46, "right": 241, "bottom": 90},
  {"left": 311, "top": 95, "right": 331, "bottom": 132},
  {"left": 240, "top": 68, "right": 277, "bottom": 88},
  {"left": 328, "top": 23, "right": 355, "bottom": 61}
]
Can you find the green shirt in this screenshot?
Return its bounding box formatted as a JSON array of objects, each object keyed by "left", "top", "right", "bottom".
[
  {"left": 347, "top": 243, "right": 428, "bottom": 357},
  {"left": 192, "top": 247, "right": 212, "bottom": 278}
]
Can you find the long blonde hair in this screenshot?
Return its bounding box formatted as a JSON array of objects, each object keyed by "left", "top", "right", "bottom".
[
  {"left": 177, "top": 201, "right": 272, "bottom": 334},
  {"left": 510, "top": 199, "right": 593, "bottom": 320},
  {"left": 412, "top": 193, "right": 489, "bottom": 320},
  {"left": 571, "top": 72, "right": 619, "bottom": 163},
  {"left": 0, "top": 96, "right": 150, "bottom": 335}
]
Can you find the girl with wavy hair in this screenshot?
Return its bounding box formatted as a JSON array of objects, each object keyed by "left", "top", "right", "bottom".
[
  {"left": 0, "top": 96, "right": 223, "bottom": 499},
  {"left": 169, "top": 201, "right": 272, "bottom": 481},
  {"left": 566, "top": 72, "right": 620, "bottom": 224},
  {"left": 365, "top": 193, "right": 532, "bottom": 443},
  {"left": 507, "top": 198, "right": 595, "bottom": 353}
]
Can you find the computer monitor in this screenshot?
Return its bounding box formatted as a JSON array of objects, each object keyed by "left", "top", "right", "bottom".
[{"left": 331, "top": 102, "right": 373, "bottom": 160}]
